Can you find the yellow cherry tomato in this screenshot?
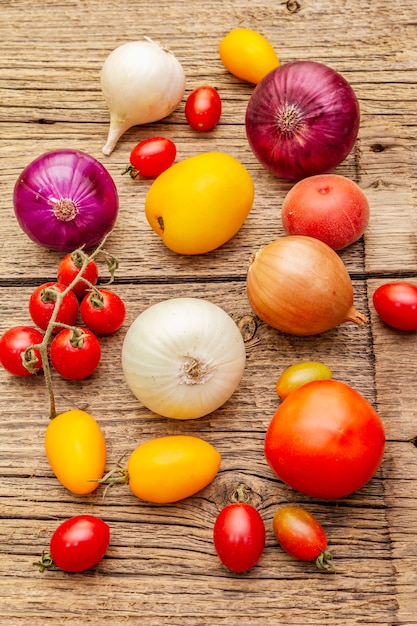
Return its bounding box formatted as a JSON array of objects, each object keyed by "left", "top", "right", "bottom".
[
  {"left": 45, "top": 409, "right": 106, "bottom": 495},
  {"left": 219, "top": 28, "right": 280, "bottom": 84},
  {"left": 127, "top": 435, "right": 221, "bottom": 503},
  {"left": 144, "top": 151, "right": 254, "bottom": 255},
  {"left": 276, "top": 361, "right": 332, "bottom": 400}
]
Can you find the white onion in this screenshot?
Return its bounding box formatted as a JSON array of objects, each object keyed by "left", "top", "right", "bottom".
[
  {"left": 101, "top": 38, "right": 186, "bottom": 155},
  {"left": 121, "top": 298, "right": 246, "bottom": 419}
]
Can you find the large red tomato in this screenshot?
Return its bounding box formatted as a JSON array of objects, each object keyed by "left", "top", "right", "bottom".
[{"left": 264, "top": 380, "right": 385, "bottom": 499}]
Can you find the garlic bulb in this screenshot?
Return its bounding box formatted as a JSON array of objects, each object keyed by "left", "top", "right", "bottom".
[
  {"left": 121, "top": 298, "right": 246, "bottom": 419},
  {"left": 101, "top": 38, "right": 186, "bottom": 155}
]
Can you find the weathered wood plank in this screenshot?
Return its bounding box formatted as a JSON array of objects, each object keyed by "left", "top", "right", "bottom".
[{"left": 1, "top": 0, "right": 417, "bottom": 624}]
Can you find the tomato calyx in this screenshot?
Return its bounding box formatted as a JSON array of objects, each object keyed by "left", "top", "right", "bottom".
[
  {"left": 86, "top": 290, "right": 105, "bottom": 311},
  {"left": 230, "top": 483, "right": 250, "bottom": 503},
  {"left": 33, "top": 551, "right": 56, "bottom": 573},
  {"left": 90, "top": 456, "right": 129, "bottom": 497},
  {"left": 315, "top": 549, "right": 334, "bottom": 572},
  {"left": 21, "top": 345, "right": 43, "bottom": 375},
  {"left": 68, "top": 327, "right": 90, "bottom": 348},
  {"left": 40, "top": 285, "right": 60, "bottom": 305},
  {"left": 121, "top": 164, "right": 140, "bottom": 179}
]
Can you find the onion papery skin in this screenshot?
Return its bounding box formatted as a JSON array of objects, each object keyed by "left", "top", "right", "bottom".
[
  {"left": 245, "top": 61, "right": 360, "bottom": 181},
  {"left": 121, "top": 298, "right": 246, "bottom": 420},
  {"left": 246, "top": 235, "right": 367, "bottom": 336},
  {"left": 13, "top": 149, "right": 119, "bottom": 252}
]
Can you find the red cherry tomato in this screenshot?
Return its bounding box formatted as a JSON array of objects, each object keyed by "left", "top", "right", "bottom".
[
  {"left": 50, "top": 327, "right": 101, "bottom": 380},
  {"left": 80, "top": 288, "right": 126, "bottom": 335},
  {"left": 37, "top": 515, "right": 110, "bottom": 573},
  {"left": 124, "top": 137, "right": 176, "bottom": 178},
  {"left": 0, "top": 325, "right": 44, "bottom": 376},
  {"left": 272, "top": 505, "right": 333, "bottom": 571},
  {"left": 264, "top": 379, "right": 385, "bottom": 499},
  {"left": 185, "top": 86, "right": 222, "bottom": 131},
  {"left": 29, "top": 282, "right": 78, "bottom": 333},
  {"left": 373, "top": 281, "right": 417, "bottom": 331},
  {"left": 57, "top": 251, "right": 99, "bottom": 298},
  {"left": 213, "top": 501, "right": 266, "bottom": 572}
]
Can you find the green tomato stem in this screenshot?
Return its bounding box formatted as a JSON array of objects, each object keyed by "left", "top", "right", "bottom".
[
  {"left": 315, "top": 549, "right": 334, "bottom": 572},
  {"left": 33, "top": 551, "right": 55, "bottom": 573}
]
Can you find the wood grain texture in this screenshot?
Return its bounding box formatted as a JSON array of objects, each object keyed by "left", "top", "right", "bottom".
[{"left": 1, "top": 0, "right": 417, "bottom": 624}]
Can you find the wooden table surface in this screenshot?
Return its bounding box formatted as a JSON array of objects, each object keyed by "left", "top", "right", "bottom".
[{"left": 1, "top": 1, "right": 417, "bottom": 624}]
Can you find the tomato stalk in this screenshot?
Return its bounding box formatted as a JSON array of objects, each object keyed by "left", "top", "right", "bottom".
[
  {"left": 230, "top": 483, "right": 250, "bottom": 503},
  {"left": 315, "top": 549, "right": 334, "bottom": 572},
  {"left": 23, "top": 232, "right": 119, "bottom": 419},
  {"left": 33, "top": 551, "right": 56, "bottom": 573},
  {"left": 90, "top": 456, "right": 129, "bottom": 497}
]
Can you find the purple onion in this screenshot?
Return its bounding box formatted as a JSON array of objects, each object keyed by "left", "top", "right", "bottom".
[
  {"left": 13, "top": 149, "right": 119, "bottom": 252},
  {"left": 245, "top": 61, "right": 360, "bottom": 181}
]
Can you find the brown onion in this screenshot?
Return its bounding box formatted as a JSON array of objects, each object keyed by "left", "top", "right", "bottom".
[{"left": 246, "top": 235, "right": 367, "bottom": 336}]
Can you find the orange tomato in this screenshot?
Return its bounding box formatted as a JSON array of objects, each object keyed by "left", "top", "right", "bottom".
[
  {"left": 144, "top": 152, "right": 254, "bottom": 255},
  {"left": 127, "top": 435, "right": 221, "bottom": 503},
  {"left": 219, "top": 28, "right": 279, "bottom": 84},
  {"left": 45, "top": 409, "right": 106, "bottom": 495}
]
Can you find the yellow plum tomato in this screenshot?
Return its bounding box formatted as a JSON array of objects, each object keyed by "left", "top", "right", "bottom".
[
  {"left": 219, "top": 28, "right": 279, "bottom": 84},
  {"left": 45, "top": 409, "right": 106, "bottom": 495},
  {"left": 144, "top": 152, "right": 254, "bottom": 255},
  {"left": 281, "top": 174, "right": 370, "bottom": 250},
  {"left": 126, "top": 435, "right": 221, "bottom": 503}
]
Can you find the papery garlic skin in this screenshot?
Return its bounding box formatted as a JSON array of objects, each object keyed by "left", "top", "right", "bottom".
[
  {"left": 121, "top": 298, "right": 246, "bottom": 420},
  {"left": 101, "top": 39, "right": 186, "bottom": 155}
]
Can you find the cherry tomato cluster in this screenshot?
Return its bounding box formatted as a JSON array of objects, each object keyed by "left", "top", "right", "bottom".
[{"left": 0, "top": 249, "right": 126, "bottom": 383}]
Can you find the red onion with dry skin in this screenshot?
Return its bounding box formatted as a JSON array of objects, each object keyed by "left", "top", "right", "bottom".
[
  {"left": 246, "top": 235, "right": 368, "bottom": 336},
  {"left": 245, "top": 61, "right": 360, "bottom": 181},
  {"left": 13, "top": 149, "right": 119, "bottom": 252}
]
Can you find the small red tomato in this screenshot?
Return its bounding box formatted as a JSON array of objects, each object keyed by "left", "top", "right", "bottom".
[
  {"left": 123, "top": 137, "right": 176, "bottom": 178},
  {"left": 273, "top": 505, "right": 333, "bottom": 571},
  {"left": 213, "top": 502, "right": 265, "bottom": 572},
  {"left": 29, "top": 282, "right": 79, "bottom": 332},
  {"left": 0, "top": 325, "right": 44, "bottom": 376},
  {"left": 50, "top": 327, "right": 101, "bottom": 380},
  {"left": 37, "top": 515, "right": 110, "bottom": 573},
  {"left": 281, "top": 174, "right": 370, "bottom": 250},
  {"left": 373, "top": 282, "right": 417, "bottom": 331},
  {"left": 57, "top": 251, "right": 99, "bottom": 298},
  {"left": 80, "top": 288, "right": 126, "bottom": 335},
  {"left": 185, "top": 86, "right": 222, "bottom": 131}
]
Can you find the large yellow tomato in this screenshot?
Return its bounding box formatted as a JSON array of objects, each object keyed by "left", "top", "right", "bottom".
[
  {"left": 127, "top": 435, "right": 221, "bottom": 503},
  {"left": 144, "top": 151, "right": 254, "bottom": 255},
  {"left": 219, "top": 28, "right": 279, "bottom": 85},
  {"left": 45, "top": 409, "right": 106, "bottom": 495}
]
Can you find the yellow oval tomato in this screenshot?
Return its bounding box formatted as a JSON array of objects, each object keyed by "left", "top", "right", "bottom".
[
  {"left": 144, "top": 151, "right": 254, "bottom": 255},
  {"left": 276, "top": 361, "right": 332, "bottom": 400},
  {"left": 219, "top": 28, "right": 279, "bottom": 84},
  {"left": 127, "top": 435, "right": 221, "bottom": 503},
  {"left": 45, "top": 409, "right": 106, "bottom": 495}
]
